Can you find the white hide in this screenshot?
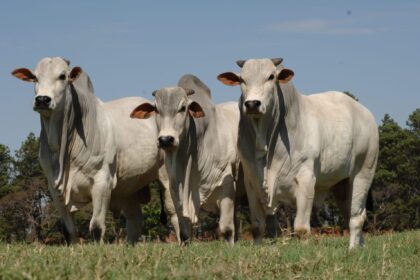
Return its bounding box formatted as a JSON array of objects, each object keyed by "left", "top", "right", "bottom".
[{"left": 218, "top": 58, "right": 379, "bottom": 248}]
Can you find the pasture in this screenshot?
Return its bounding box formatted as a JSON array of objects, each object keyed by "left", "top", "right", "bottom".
[{"left": 0, "top": 231, "right": 418, "bottom": 279}]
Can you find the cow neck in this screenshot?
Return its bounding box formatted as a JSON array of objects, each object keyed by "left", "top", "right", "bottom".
[
  {"left": 266, "top": 82, "right": 302, "bottom": 159},
  {"left": 263, "top": 82, "right": 302, "bottom": 208},
  {"left": 165, "top": 116, "right": 200, "bottom": 224},
  {"left": 41, "top": 73, "right": 98, "bottom": 195}
]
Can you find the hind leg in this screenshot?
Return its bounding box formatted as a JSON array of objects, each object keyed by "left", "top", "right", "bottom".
[
  {"left": 219, "top": 180, "right": 236, "bottom": 245},
  {"left": 348, "top": 174, "right": 372, "bottom": 249},
  {"left": 294, "top": 168, "right": 316, "bottom": 235},
  {"left": 90, "top": 171, "right": 113, "bottom": 242},
  {"left": 121, "top": 197, "right": 143, "bottom": 244},
  {"left": 331, "top": 179, "right": 351, "bottom": 230},
  {"left": 348, "top": 166, "right": 377, "bottom": 249}
]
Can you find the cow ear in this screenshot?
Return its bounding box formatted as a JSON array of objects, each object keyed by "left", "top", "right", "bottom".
[
  {"left": 130, "top": 103, "right": 156, "bottom": 119},
  {"left": 278, "top": 68, "right": 294, "bottom": 84},
  {"left": 217, "top": 72, "right": 241, "bottom": 86},
  {"left": 188, "top": 101, "right": 205, "bottom": 118},
  {"left": 69, "top": 67, "right": 82, "bottom": 82},
  {"left": 11, "top": 68, "right": 37, "bottom": 82}
]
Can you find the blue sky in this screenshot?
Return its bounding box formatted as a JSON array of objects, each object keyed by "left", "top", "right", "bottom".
[{"left": 1, "top": 1, "right": 419, "bottom": 151}]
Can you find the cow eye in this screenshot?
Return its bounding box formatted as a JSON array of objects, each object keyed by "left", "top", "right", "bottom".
[
  {"left": 59, "top": 74, "right": 66, "bottom": 81},
  {"left": 179, "top": 106, "right": 186, "bottom": 113},
  {"left": 268, "top": 74, "right": 275, "bottom": 81}
]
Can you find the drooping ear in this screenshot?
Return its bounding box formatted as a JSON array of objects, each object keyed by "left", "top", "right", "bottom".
[
  {"left": 69, "top": 67, "right": 82, "bottom": 82},
  {"left": 188, "top": 101, "right": 205, "bottom": 118},
  {"left": 278, "top": 68, "right": 294, "bottom": 84},
  {"left": 217, "top": 72, "right": 241, "bottom": 86},
  {"left": 130, "top": 103, "right": 156, "bottom": 119},
  {"left": 11, "top": 68, "right": 37, "bottom": 82}
]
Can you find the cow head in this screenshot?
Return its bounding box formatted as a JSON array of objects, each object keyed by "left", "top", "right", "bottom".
[
  {"left": 130, "top": 87, "right": 205, "bottom": 151},
  {"left": 217, "top": 58, "right": 294, "bottom": 117},
  {"left": 12, "top": 57, "right": 82, "bottom": 118}
]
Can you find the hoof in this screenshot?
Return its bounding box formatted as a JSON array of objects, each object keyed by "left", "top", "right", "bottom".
[{"left": 91, "top": 227, "right": 102, "bottom": 242}]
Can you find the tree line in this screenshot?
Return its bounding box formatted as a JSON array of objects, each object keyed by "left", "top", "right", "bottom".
[{"left": 0, "top": 107, "right": 419, "bottom": 243}]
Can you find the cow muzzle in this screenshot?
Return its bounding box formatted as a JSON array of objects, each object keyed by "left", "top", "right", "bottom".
[
  {"left": 244, "top": 100, "right": 263, "bottom": 116},
  {"left": 33, "top": 95, "right": 53, "bottom": 111},
  {"left": 158, "top": 135, "right": 176, "bottom": 150}
]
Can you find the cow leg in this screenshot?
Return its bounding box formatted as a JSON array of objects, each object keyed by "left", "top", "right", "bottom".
[
  {"left": 219, "top": 185, "right": 235, "bottom": 245},
  {"left": 162, "top": 189, "right": 181, "bottom": 243},
  {"left": 294, "top": 169, "right": 316, "bottom": 236},
  {"left": 121, "top": 197, "right": 143, "bottom": 244},
  {"left": 331, "top": 178, "right": 351, "bottom": 230},
  {"left": 170, "top": 187, "right": 192, "bottom": 246},
  {"left": 158, "top": 168, "right": 181, "bottom": 242},
  {"left": 244, "top": 180, "right": 266, "bottom": 244},
  {"left": 348, "top": 173, "right": 373, "bottom": 249},
  {"left": 49, "top": 186, "right": 77, "bottom": 244},
  {"left": 89, "top": 171, "right": 113, "bottom": 242},
  {"left": 178, "top": 217, "right": 193, "bottom": 245},
  {"left": 60, "top": 208, "right": 77, "bottom": 245}
]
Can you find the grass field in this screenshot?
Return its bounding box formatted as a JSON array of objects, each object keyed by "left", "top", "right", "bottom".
[{"left": 0, "top": 231, "right": 418, "bottom": 279}]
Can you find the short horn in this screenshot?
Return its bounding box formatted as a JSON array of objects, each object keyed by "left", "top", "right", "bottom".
[
  {"left": 271, "top": 58, "right": 283, "bottom": 66},
  {"left": 183, "top": 88, "right": 195, "bottom": 96},
  {"left": 62, "top": 58, "right": 70, "bottom": 66},
  {"left": 152, "top": 90, "right": 158, "bottom": 97},
  {"left": 236, "top": 60, "right": 246, "bottom": 68}
]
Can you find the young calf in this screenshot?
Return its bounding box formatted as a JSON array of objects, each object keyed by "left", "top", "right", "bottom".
[{"left": 131, "top": 75, "right": 241, "bottom": 244}]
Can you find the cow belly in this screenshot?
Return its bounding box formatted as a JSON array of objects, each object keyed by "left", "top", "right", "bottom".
[
  {"left": 113, "top": 167, "right": 158, "bottom": 197},
  {"left": 67, "top": 170, "right": 93, "bottom": 204},
  {"left": 316, "top": 160, "right": 351, "bottom": 188}
]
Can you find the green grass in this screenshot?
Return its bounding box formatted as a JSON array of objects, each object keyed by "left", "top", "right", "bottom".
[{"left": 0, "top": 231, "right": 419, "bottom": 279}]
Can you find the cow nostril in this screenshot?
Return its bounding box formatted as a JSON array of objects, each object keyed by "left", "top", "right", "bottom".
[
  {"left": 35, "top": 96, "right": 52, "bottom": 105},
  {"left": 158, "top": 136, "right": 175, "bottom": 147},
  {"left": 245, "top": 100, "right": 261, "bottom": 109}
]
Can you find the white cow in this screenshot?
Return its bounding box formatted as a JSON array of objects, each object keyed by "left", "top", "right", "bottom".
[
  {"left": 130, "top": 75, "right": 242, "bottom": 244},
  {"left": 12, "top": 57, "right": 166, "bottom": 243},
  {"left": 218, "top": 58, "right": 379, "bottom": 248}
]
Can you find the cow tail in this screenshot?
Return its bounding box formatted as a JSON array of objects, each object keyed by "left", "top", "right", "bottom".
[
  {"left": 366, "top": 188, "right": 374, "bottom": 211},
  {"left": 159, "top": 185, "right": 168, "bottom": 225}
]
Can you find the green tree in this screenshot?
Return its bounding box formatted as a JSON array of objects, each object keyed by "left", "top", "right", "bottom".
[
  {"left": 0, "top": 144, "right": 12, "bottom": 198},
  {"left": 0, "top": 133, "right": 50, "bottom": 242},
  {"left": 370, "top": 111, "right": 420, "bottom": 231},
  {"left": 407, "top": 108, "right": 420, "bottom": 133},
  {"left": 14, "top": 132, "right": 43, "bottom": 180}
]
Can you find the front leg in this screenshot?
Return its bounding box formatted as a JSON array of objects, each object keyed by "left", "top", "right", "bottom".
[
  {"left": 293, "top": 167, "right": 316, "bottom": 236},
  {"left": 243, "top": 178, "right": 266, "bottom": 244},
  {"left": 158, "top": 167, "right": 181, "bottom": 242},
  {"left": 49, "top": 184, "right": 77, "bottom": 244},
  {"left": 168, "top": 178, "right": 192, "bottom": 245}
]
